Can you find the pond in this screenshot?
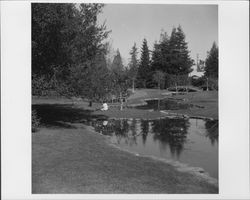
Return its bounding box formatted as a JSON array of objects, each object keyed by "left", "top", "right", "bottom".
[
  {"left": 135, "top": 99, "right": 197, "bottom": 110},
  {"left": 87, "top": 117, "right": 218, "bottom": 179}
]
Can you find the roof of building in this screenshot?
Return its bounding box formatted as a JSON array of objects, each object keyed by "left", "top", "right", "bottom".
[{"left": 189, "top": 65, "right": 204, "bottom": 77}]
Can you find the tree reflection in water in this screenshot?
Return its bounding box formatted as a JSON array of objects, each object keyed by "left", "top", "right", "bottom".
[
  {"left": 151, "top": 118, "right": 190, "bottom": 158},
  {"left": 90, "top": 118, "right": 217, "bottom": 157},
  {"left": 91, "top": 119, "right": 138, "bottom": 146},
  {"left": 140, "top": 120, "right": 149, "bottom": 145},
  {"left": 205, "top": 120, "right": 218, "bottom": 145},
  {"left": 88, "top": 117, "right": 218, "bottom": 178}
]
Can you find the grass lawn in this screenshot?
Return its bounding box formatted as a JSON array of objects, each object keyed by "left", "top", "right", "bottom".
[
  {"left": 127, "top": 89, "right": 218, "bottom": 119},
  {"left": 33, "top": 124, "right": 218, "bottom": 193},
  {"left": 170, "top": 91, "right": 218, "bottom": 119}
]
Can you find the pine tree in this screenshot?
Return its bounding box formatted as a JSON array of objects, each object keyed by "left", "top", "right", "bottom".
[
  {"left": 137, "top": 38, "right": 151, "bottom": 88},
  {"left": 128, "top": 43, "right": 139, "bottom": 93},
  {"left": 151, "top": 42, "right": 162, "bottom": 72},
  {"left": 165, "top": 25, "right": 194, "bottom": 89},
  {"left": 205, "top": 42, "right": 218, "bottom": 78},
  {"left": 168, "top": 25, "right": 193, "bottom": 75},
  {"left": 110, "top": 50, "right": 130, "bottom": 110},
  {"left": 111, "top": 49, "right": 123, "bottom": 72}
]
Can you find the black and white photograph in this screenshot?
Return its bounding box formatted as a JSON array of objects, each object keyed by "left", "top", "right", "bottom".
[
  {"left": 1, "top": 0, "right": 249, "bottom": 199},
  {"left": 31, "top": 3, "right": 219, "bottom": 194}
]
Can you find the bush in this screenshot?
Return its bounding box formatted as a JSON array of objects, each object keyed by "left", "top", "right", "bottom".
[
  {"left": 191, "top": 76, "right": 206, "bottom": 87},
  {"left": 191, "top": 76, "right": 218, "bottom": 91},
  {"left": 209, "top": 78, "right": 218, "bottom": 90},
  {"left": 32, "top": 110, "right": 40, "bottom": 132}
]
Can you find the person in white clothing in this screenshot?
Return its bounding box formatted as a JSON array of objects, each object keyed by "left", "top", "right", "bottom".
[{"left": 101, "top": 102, "right": 108, "bottom": 111}]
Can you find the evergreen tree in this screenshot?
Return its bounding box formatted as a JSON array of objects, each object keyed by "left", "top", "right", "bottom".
[
  {"left": 137, "top": 38, "right": 151, "bottom": 88},
  {"left": 151, "top": 42, "right": 162, "bottom": 72},
  {"left": 168, "top": 25, "right": 194, "bottom": 76},
  {"left": 110, "top": 50, "right": 130, "bottom": 110},
  {"left": 150, "top": 32, "right": 171, "bottom": 88},
  {"left": 158, "top": 31, "right": 171, "bottom": 73},
  {"left": 111, "top": 49, "right": 123, "bottom": 72},
  {"left": 205, "top": 42, "right": 218, "bottom": 78},
  {"left": 163, "top": 26, "right": 194, "bottom": 89},
  {"left": 128, "top": 43, "right": 139, "bottom": 92}
]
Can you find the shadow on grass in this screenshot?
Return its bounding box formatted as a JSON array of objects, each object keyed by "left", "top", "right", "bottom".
[{"left": 32, "top": 104, "right": 108, "bottom": 129}]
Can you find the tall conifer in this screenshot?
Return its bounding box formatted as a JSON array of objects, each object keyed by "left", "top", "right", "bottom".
[{"left": 137, "top": 39, "right": 151, "bottom": 88}]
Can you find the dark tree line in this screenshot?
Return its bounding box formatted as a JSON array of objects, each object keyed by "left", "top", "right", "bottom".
[
  {"left": 192, "top": 42, "right": 218, "bottom": 90},
  {"left": 127, "top": 25, "right": 194, "bottom": 90},
  {"left": 127, "top": 26, "right": 218, "bottom": 90}
]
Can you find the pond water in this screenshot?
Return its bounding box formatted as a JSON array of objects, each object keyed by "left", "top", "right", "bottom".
[
  {"left": 135, "top": 99, "right": 196, "bottom": 110},
  {"left": 87, "top": 117, "right": 218, "bottom": 179}
]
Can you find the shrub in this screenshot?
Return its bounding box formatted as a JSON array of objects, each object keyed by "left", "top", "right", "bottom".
[{"left": 32, "top": 110, "right": 40, "bottom": 132}]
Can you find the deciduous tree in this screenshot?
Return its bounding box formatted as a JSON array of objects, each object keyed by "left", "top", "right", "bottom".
[{"left": 32, "top": 3, "right": 110, "bottom": 98}]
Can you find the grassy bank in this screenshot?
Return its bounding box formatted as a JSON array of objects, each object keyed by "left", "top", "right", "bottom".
[
  {"left": 33, "top": 124, "right": 218, "bottom": 193},
  {"left": 170, "top": 91, "right": 218, "bottom": 119},
  {"left": 127, "top": 89, "right": 218, "bottom": 119}
]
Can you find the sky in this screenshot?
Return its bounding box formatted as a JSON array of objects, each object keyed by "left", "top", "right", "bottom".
[{"left": 98, "top": 4, "right": 218, "bottom": 66}]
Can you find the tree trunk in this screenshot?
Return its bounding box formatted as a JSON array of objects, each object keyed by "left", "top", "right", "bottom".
[
  {"left": 158, "top": 81, "right": 161, "bottom": 110},
  {"left": 206, "top": 78, "right": 209, "bottom": 91},
  {"left": 132, "top": 79, "right": 135, "bottom": 93},
  {"left": 120, "top": 92, "right": 123, "bottom": 110}
]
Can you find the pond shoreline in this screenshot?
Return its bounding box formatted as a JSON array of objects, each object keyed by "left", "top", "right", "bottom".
[
  {"left": 86, "top": 118, "right": 218, "bottom": 184},
  {"left": 108, "top": 139, "right": 218, "bottom": 186},
  {"left": 126, "top": 90, "right": 218, "bottom": 120}
]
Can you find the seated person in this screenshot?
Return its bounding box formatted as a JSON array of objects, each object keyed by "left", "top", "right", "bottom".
[{"left": 101, "top": 102, "right": 108, "bottom": 111}]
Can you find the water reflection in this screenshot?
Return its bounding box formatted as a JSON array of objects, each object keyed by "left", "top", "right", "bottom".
[
  {"left": 88, "top": 117, "right": 218, "bottom": 179},
  {"left": 205, "top": 120, "right": 218, "bottom": 145},
  {"left": 141, "top": 120, "right": 149, "bottom": 145},
  {"left": 151, "top": 118, "right": 190, "bottom": 158},
  {"left": 136, "top": 99, "right": 194, "bottom": 110}
]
